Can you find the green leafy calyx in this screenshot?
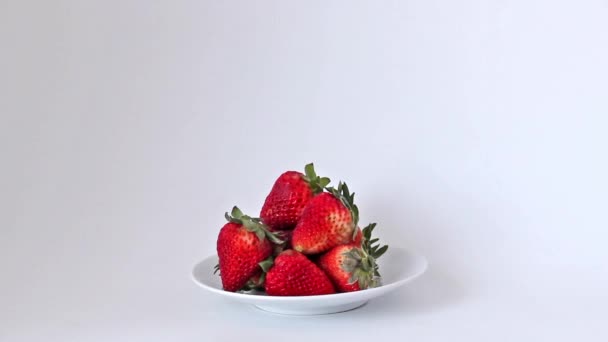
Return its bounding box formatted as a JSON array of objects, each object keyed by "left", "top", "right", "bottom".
[
  {"left": 361, "top": 223, "right": 389, "bottom": 261},
  {"left": 225, "top": 206, "right": 284, "bottom": 244},
  {"left": 340, "top": 223, "right": 389, "bottom": 289},
  {"left": 302, "top": 163, "right": 331, "bottom": 194}
]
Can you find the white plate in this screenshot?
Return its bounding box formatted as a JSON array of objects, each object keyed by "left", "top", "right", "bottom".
[{"left": 191, "top": 247, "right": 428, "bottom": 315}]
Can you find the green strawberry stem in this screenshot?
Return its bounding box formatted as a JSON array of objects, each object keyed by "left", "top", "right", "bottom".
[
  {"left": 258, "top": 256, "right": 274, "bottom": 273},
  {"left": 225, "top": 206, "right": 284, "bottom": 244},
  {"left": 340, "top": 223, "right": 389, "bottom": 289},
  {"left": 362, "top": 223, "right": 389, "bottom": 260},
  {"left": 303, "top": 163, "right": 331, "bottom": 194},
  {"left": 241, "top": 274, "right": 265, "bottom": 291},
  {"left": 240, "top": 256, "right": 275, "bottom": 292},
  {"left": 360, "top": 223, "right": 388, "bottom": 281}
]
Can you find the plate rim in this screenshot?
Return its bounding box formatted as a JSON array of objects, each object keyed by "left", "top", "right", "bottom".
[{"left": 191, "top": 247, "right": 428, "bottom": 303}]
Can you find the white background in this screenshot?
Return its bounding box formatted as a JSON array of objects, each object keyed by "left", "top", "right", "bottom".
[{"left": 1, "top": 0, "right": 607, "bottom": 341}]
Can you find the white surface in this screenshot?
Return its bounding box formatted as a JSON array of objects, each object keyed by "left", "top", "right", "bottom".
[
  {"left": 1, "top": 0, "right": 607, "bottom": 341},
  {"left": 192, "top": 248, "right": 428, "bottom": 315}
]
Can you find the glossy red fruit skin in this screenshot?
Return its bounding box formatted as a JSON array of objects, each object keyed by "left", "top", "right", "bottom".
[
  {"left": 291, "top": 193, "right": 356, "bottom": 254},
  {"left": 217, "top": 222, "right": 272, "bottom": 292},
  {"left": 318, "top": 244, "right": 361, "bottom": 292},
  {"left": 265, "top": 250, "right": 336, "bottom": 296},
  {"left": 260, "top": 171, "right": 314, "bottom": 231}
]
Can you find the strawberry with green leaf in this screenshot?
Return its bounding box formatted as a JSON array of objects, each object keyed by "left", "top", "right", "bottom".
[
  {"left": 291, "top": 182, "right": 358, "bottom": 254},
  {"left": 318, "top": 223, "right": 388, "bottom": 292},
  {"left": 260, "top": 163, "right": 330, "bottom": 231},
  {"left": 216, "top": 207, "right": 283, "bottom": 292}
]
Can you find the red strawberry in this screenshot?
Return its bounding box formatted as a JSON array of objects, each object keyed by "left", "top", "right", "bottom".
[
  {"left": 216, "top": 207, "right": 283, "bottom": 292},
  {"left": 318, "top": 223, "right": 388, "bottom": 292},
  {"left": 265, "top": 250, "right": 336, "bottom": 296},
  {"left": 260, "top": 163, "right": 330, "bottom": 231},
  {"left": 292, "top": 182, "right": 358, "bottom": 254}
]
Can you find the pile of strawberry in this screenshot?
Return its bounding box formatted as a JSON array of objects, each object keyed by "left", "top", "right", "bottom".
[{"left": 215, "top": 163, "right": 388, "bottom": 296}]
